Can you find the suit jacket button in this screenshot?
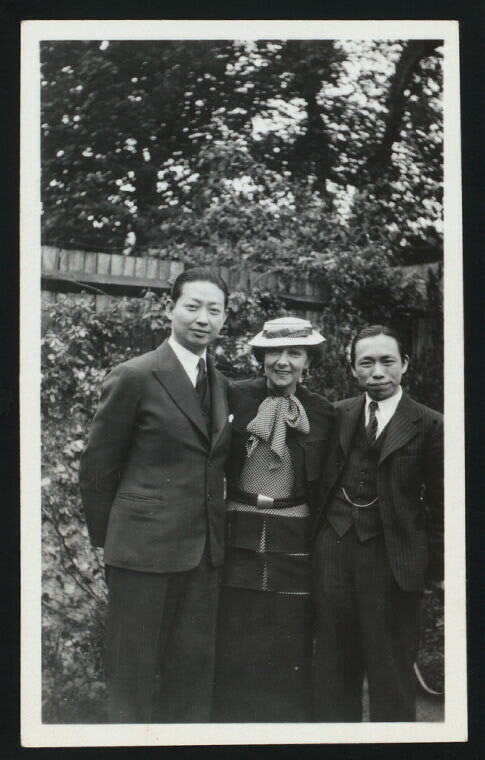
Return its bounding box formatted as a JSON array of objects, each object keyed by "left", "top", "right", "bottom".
[{"left": 207, "top": 460, "right": 212, "bottom": 467}]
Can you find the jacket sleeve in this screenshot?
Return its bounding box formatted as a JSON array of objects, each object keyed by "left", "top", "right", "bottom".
[
  {"left": 78, "top": 363, "right": 141, "bottom": 547},
  {"left": 423, "top": 412, "right": 444, "bottom": 583}
]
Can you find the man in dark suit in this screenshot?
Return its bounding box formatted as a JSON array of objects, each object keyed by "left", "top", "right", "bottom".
[
  {"left": 313, "top": 325, "right": 443, "bottom": 722},
  {"left": 79, "top": 268, "right": 231, "bottom": 723}
]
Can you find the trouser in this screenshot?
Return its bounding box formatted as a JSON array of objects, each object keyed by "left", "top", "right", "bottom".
[
  {"left": 313, "top": 525, "right": 421, "bottom": 722},
  {"left": 105, "top": 540, "right": 221, "bottom": 723}
]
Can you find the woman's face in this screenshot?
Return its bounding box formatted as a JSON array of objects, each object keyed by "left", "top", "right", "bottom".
[{"left": 264, "top": 346, "right": 311, "bottom": 395}]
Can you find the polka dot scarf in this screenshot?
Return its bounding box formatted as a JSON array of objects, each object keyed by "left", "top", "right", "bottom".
[{"left": 246, "top": 394, "right": 310, "bottom": 464}]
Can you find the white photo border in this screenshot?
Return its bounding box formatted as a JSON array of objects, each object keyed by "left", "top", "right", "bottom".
[{"left": 20, "top": 18, "right": 466, "bottom": 747}]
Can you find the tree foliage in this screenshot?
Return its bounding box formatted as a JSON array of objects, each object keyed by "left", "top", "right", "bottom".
[{"left": 41, "top": 39, "right": 443, "bottom": 263}]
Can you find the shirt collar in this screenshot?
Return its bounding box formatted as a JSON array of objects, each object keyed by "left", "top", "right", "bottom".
[
  {"left": 365, "top": 385, "right": 402, "bottom": 417},
  {"left": 168, "top": 335, "right": 207, "bottom": 374}
]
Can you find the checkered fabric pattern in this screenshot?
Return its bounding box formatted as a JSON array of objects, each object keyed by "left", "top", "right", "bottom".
[{"left": 246, "top": 394, "right": 310, "bottom": 463}]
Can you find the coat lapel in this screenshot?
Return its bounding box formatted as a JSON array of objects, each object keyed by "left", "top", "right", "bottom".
[
  {"left": 378, "top": 392, "right": 421, "bottom": 464},
  {"left": 207, "top": 356, "right": 228, "bottom": 450},
  {"left": 152, "top": 341, "right": 209, "bottom": 441},
  {"left": 339, "top": 395, "right": 365, "bottom": 456}
]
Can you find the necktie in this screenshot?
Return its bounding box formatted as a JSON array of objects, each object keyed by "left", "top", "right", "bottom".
[
  {"left": 195, "top": 358, "right": 208, "bottom": 406},
  {"left": 366, "top": 400, "right": 379, "bottom": 446}
]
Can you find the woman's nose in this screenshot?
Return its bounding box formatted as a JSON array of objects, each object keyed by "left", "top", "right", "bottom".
[{"left": 275, "top": 352, "right": 289, "bottom": 365}]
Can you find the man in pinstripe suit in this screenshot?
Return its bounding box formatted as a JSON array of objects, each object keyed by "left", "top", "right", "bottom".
[{"left": 312, "top": 325, "right": 443, "bottom": 721}]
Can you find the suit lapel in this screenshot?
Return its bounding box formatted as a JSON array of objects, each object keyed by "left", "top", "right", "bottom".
[
  {"left": 207, "top": 356, "right": 227, "bottom": 450},
  {"left": 339, "top": 395, "right": 365, "bottom": 456},
  {"left": 378, "top": 392, "right": 421, "bottom": 464},
  {"left": 152, "top": 341, "right": 209, "bottom": 441}
]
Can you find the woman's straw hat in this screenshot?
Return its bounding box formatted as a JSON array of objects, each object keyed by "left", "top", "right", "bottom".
[{"left": 248, "top": 317, "right": 325, "bottom": 348}]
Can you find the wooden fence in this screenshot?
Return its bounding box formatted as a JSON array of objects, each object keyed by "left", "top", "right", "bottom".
[
  {"left": 41, "top": 246, "right": 441, "bottom": 354},
  {"left": 40, "top": 246, "right": 328, "bottom": 325}
]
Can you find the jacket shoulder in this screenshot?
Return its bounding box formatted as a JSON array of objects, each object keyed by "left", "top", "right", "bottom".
[
  {"left": 110, "top": 348, "right": 159, "bottom": 374},
  {"left": 405, "top": 394, "right": 443, "bottom": 426},
  {"left": 334, "top": 395, "right": 364, "bottom": 411},
  {"left": 227, "top": 376, "right": 265, "bottom": 399}
]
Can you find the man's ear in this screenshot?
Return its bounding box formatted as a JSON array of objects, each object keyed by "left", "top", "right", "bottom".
[
  {"left": 222, "top": 309, "right": 228, "bottom": 325},
  {"left": 351, "top": 365, "right": 358, "bottom": 379},
  {"left": 165, "top": 298, "right": 174, "bottom": 322},
  {"left": 402, "top": 355, "right": 410, "bottom": 375}
]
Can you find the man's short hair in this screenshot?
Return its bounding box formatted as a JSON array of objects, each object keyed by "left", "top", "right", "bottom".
[
  {"left": 350, "top": 325, "right": 408, "bottom": 367},
  {"left": 171, "top": 267, "right": 229, "bottom": 309}
]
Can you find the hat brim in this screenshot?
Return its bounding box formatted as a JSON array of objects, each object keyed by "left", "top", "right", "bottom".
[{"left": 248, "top": 331, "right": 325, "bottom": 348}]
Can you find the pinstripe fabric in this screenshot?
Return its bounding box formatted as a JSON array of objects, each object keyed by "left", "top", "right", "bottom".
[
  {"left": 313, "top": 391, "right": 443, "bottom": 722},
  {"left": 313, "top": 525, "right": 420, "bottom": 722},
  {"left": 313, "top": 392, "right": 444, "bottom": 592},
  {"left": 326, "top": 414, "right": 385, "bottom": 541}
]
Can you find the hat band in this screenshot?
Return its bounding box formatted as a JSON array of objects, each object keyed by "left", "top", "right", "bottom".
[{"left": 262, "top": 326, "right": 312, "bottom": 339}]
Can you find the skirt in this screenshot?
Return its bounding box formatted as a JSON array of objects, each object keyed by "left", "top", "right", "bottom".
[{"left": 212, "top": 587, "right": 314, "bottom": 722}]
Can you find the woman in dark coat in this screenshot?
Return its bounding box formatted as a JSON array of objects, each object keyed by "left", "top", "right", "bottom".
[{"left": 212, "top": 317, "right": 336, "bottom": 722}]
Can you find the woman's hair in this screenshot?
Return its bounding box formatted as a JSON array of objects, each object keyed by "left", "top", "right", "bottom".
[{"left": 252, "top": 343, "right": 324, "bottom": 369}]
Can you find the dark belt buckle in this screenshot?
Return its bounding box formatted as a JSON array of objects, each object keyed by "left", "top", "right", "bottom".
[{"left": 257, "top": 494, "right": 274, "bottom": 508}]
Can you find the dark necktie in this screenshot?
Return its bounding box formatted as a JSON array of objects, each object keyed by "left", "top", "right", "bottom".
[
  {"left": 195, "top": 358, "right": 211, "bottom": 433},
  {"left": 366, "top": 400, "right": 379, "bottom": 446},
  {"left": 195, "top": 357, "right": 207, "bottom": 406}
]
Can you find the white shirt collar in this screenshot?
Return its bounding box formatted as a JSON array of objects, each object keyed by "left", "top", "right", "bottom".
[
  {"left": 168, "top": 335, "right": 207, "bottom": 388},
  {"left": 365, "top": 386, "right": 403, "bottom": 437}
]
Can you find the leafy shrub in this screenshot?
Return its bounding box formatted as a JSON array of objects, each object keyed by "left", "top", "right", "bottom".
[{"left": 41, "top": 275, "right": 442, "bottom": 721}]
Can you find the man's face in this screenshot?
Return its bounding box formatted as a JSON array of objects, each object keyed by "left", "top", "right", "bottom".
[
  {"left": 167, "top": 280, "right": 227, "bottom": 355},
  {"left": 351, "top": 334, "right": 409, "bottom": 400}
]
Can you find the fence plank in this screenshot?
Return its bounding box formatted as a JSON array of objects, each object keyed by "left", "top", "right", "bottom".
[
  {"left": 168, "top": 260, "right": 184, "bottom": 284},
  {"left": 134, "top": 256, "right": 147, "bottom": 279},
  {"left": 146, "top": 257, "right": 160, "bottom": 280},
  {"left": 110, "top": 254, "right": 125, "bottom": 276},
  {"left": 123, "top": 256, "right": 136, "bottom": 276},
  {"left": 159, "top": 261, "right": 171, "bottom": 283},
  {"left": 97, "top": 253, "right": 111, "bottom": 275},
  {"left": 84, "top": 252, "right": 97, "bottom": 273},
  {"left": 67, "top": 251, "right": 85, "bottom": 272},
  {"left": 42, "top": 246, "right": 60, "bottom": 272},
  {"left": 59, "top": 250, "right": 70, "bottom": 272}
]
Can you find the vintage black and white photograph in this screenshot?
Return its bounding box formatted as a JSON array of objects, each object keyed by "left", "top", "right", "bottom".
[{"left": 20, "top": 19, "right": 466, "bottom": 746}]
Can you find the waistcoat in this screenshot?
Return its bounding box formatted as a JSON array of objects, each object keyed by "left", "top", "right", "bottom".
[{"left": 326, "top": 412, "right": 387, "bottom": 541}]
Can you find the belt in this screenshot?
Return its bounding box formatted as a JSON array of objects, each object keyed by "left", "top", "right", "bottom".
[{"left": 227, "top": 489, "right": 308, "bottom": 509}]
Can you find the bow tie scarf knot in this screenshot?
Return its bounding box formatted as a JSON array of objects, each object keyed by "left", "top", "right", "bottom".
[{"left": 246, "top": 395, "right": 310, "bottom": 469}]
